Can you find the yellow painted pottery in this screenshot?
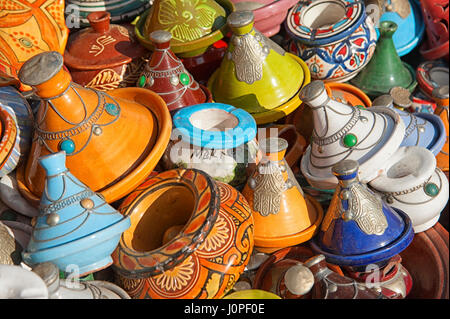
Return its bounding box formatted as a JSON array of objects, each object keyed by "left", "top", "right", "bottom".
[
  {"left": 16, "top": 51, "right": 172, "bottom": 206},
  {"left": 208, "top": 11, "right": 310, "bottom": 124},
  {"left": 135, "top": 0, "right": 235, "bottom": 58},
  {"left": 223, "top": 289, "right": 281, "bottom": 299},
  {"left": 112, "top": 169, "right": 254, "bottom": 299},
  {"left": 242, "top": 138, "right": 323, "bottom": 253}
]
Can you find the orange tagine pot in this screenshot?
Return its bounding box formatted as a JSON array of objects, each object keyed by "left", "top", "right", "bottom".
[
  {"left": 15, "top": 51, "right": 172, "bottom": 206},
  {"left": 111, "top": 169, "right": 254, "bottom": 299}
]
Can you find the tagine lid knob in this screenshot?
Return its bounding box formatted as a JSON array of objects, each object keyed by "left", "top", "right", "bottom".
[
  {"left": 284, "top": 264, "right": 315, "bottom": 296},
  {"left": 32, "top": 262, "right": 59, "bottom": 287},
  {"left": 18, "top": 51, "right": 63, "bottom": 86},
  {"left": 332, "top": 159, "right": 359, "bottom": 180},
  {"left": 227, "top": 10, "right": 254, "bottom": 34},
  {"left": 150, "top": 30, "right": 172, "bottom": 45},
  {"left": 260, "top": 137, "right": 289, "bottom": 154},
  {"left": 372, "top": 94, "right": 394, "bottom": 108},
  {"left": 432, "top": 85, "right": 449, "bottom": 99},
  {"left": 389, "top": 86, "right": 412, "bottom": 108}
]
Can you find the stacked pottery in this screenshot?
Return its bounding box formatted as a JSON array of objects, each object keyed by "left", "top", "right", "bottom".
[
  {"left": 136, "top": 30, "right": 213, "bottom": 114},
  {"left": 135, "top": 0, "right": 234, "bottom": 58},
  {"left": 64, "top": 11, "right": 149, "bottom": 91},
  {"left": 242, "top": 138, "right": 324, "bottom": 253},
  {"left": 111, "top": 169, "right": 254, "bottom": 299},
  {"left": 16, "top": 51, "right": 172, "bottom": 205},
  {"left": 163, "top": 103, "right": 260, "bottom": 187},
  {"left": 65, "top": 0, "right": 152, "bottom": 27},
  {"left": 432, "top": 86, "right": 449, "bottom": 173},
  {"left": 231, "top": 0, "right": 298, "bottom": 37},
  {"left": 351, "top": 21, "right": 417, "bottom": 98},
  {"left": 378, "top": 0, "right": 425, "bottom": 56},
  {"left": 23, "top": 151, "right": 131, "bottom": 276},
  {"left": 418, "top": 0, "right": 449, "bottom": 61},
  {"left": 310, "top": 160, "right": 415, "bottom": 298},
  {"left": 285, "top": 0, "right": 377, "bottom": 82},
  {"left": 299, "top": 80, "right": 405, "bottom": 190},
  {"left": 0, "top": 0, "right": 68, "bottom": 90},
  {"left": 208, "top": 11, "right": 311, "bottom": 124}
]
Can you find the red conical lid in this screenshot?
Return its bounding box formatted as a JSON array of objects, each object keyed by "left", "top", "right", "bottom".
[{"left": 136, "top": 30, "right": 208, "bottom": 112}]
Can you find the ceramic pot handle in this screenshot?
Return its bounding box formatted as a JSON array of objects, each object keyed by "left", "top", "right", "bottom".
[{"left": 87, "top": 11, "right": 111, "bottom": 34}]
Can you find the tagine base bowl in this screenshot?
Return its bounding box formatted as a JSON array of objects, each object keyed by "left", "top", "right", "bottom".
[{"left": 15, "top": 87, "right": 172, "bottom": 207}]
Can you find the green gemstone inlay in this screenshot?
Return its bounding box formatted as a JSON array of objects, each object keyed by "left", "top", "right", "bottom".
[
  {"left": 138, "top": 75, "right": 146, "bottom": 87},
  {"left": 179, "top": 73, "right": 190, "bottom": 86},
  {"left": 343, "top": 133, "right": 357, "bottom": 148},
  {"left": 355, "top": 105, "right": 365, "bottom": 109},
  {"left": 105, "top": 103, "right": 119, "bottom": 116},
  {"left": 424, "top": 183, "right": 439, "bottom": 197},
  {"left": 59, "top": 139, "right": 75, "bottom": 154}
]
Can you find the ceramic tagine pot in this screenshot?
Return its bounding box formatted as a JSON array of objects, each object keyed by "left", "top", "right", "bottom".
[
  {"left": 433, "top": 86, "right": 449, "bottom": 173},
  {"left": 242, "top": 138, "right": 324, "bottom": 253},
  {"left": 285, "top": 0, "right": 377, "bottom": 83},
  {"left": 16, "top": 51, "right": 172, "bottom": 206},
  {"left": 416, "top": 61, "right": 449, "bottom": 99},
  {"left": 351, "top": 21, "right": 417, "bottom": 98},
  {"left": 65, "top": 0, "right": 152, "bottom": 27},
  {"left": 371, "top": 89, "right": 446, "bottom": 156},
  {"left": 0, "top": 0, "right": 68, "bottom": 91},
  {"left": 378, "top": 0, "right": 425, "bottom": 57},
  {"left": 310, "top": 159, "right": 414, "bottom": 269},
  {"left": 231, "top": 0, "right": 298, "bottom": 37},
  {"left": 0, "top": 85, "right": 33, "bottom": 177},
  {"left": 22, "top": 151, "right": 131, "bottom": 276},
  {"left": 163, "top": 103, "right": 260, "bottom": 188},
  {"left": 299, "top": 80, "right": 405, "bottom": 190},
  {"left": 208, "top": 11, "right": 311, "bottom": 125},
  {"left": 111, "top": 169, "right": 254, "bottom": 299},
  {"left": 418, "top": 0, "right": 449, "bottom": 61},
  {"left": 64, "top": 11, "right": 149, "bottom": 92},
  {"left": 135, "top": 0, "right": 235, "bottom": 58},
  {"left": 136, "top": 30, "right": 212, "bottom": 113}
]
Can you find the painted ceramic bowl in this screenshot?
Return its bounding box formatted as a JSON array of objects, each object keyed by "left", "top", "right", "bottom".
[
  {"left": 112, "top": 169, "right": 254, "bottom": 299},
  {"left": 416, "top": 61, "right": 449, "bottom": 99},
  {"left": 135, "top": 0, "right": 235, "bottom": 58},
  {"left": 0, "top": 107, "right": 17, "bottom": 176},
  {"left": 164, "top": 103, "right": 260, "bottom": 187},
  {"left": 231, "top": 0, "right": 298, "bottom": 37},
  {"left": 66, "top": 0, "right": 152, "bottom": 27},
  {"left": 285, "top": 0, "right": 377, "bottom": 82},
  {"left": 378, "top": 0, "right": 425, "bottom": 57},
  {"left": 369, "top": 146, "right": 449, "bottom": 233}
]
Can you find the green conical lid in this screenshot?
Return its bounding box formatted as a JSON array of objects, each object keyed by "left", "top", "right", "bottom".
[{"left": 351, "top": 21, "right": 417, "bottom": 99}]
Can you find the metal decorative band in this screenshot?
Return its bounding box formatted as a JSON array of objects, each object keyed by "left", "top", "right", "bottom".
[
  {"left": 40, "top": 189, "right": 95, "bottom": 215},
  {"left": 146, "top": 65, "right": 185, "bottom": 79},
  {"left": 402, "top": 113, "right": 417, "bottom": 139},
  {"left": 312, "top": 108, "right": 361, "bottom": 146}
]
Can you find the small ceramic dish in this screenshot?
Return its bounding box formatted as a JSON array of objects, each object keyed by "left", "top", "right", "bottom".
[{"left": 416, "top": 61, "right": 449, "bottom": 99}]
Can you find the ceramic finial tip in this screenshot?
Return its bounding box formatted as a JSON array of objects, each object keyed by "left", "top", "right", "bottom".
[
  {"left": 304, "top": 254, "right": 326, "bottom": 268},
  {"left": 389, "top": 87, "right": 412, "bottom": 108},
  {"left": 379, "top": 20, "right": 398, "bottom": 35},
  {"left": 260, "top": 137, "right": 288, "bottom": 154},
  {"left": 372, "top": 94, "right": 394, "bottom": 108},
  {"left": 432, "top": 85, "right": 449, "bottom": 99},
  {"left": 299, "top": 80, "right": 326, "bottom": 103},
  {"left": 227, "top": 10, "right": 254, "bottom": 29},
  {"left": 18, "top": 51, "right": 63, "bottom": 86},
  {"left": 332, "top": 159, "right": 359, "bottom": 179},
  {"left": 150, "top": 30, "right": 172, "bottom": 44},
  {"left": 32, "top": 262, "right": 59, "bottom": 287},
  {"left": 284, "top": 264, "right": 314, "bottom": 296}
]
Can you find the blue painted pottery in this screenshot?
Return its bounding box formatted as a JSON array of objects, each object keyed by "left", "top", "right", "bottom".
[
  {"left": 0, "top": 86, "right": 33, "bottom": 177},
  {"left": 378, "top": 0, "right": 425, "bottom": 56},
  {"left": 372, "top": 93, "right": 446, "bottom": 156},
  {"left": 310, "top": 159, "right": 414, "bottom": 267},
  {"left": 284, "top": 0, "right": 377, "bottom": 82},
  {"left": 165, "top": 103, "right": 259, "bottom": 187},
  {"left": 23, "top": 151, "right": 131, "bottom": 276}
]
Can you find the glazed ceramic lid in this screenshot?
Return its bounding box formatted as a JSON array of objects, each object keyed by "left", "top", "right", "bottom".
[
  {"left": 172, "top": 102, "right": 257, "bottom": 149},
  {"left": 285, "top": 0, "right": 366, "bottom": 45},
  {"left": 64, "top": 11, "right": 147, "bottom": 70},
  {"left": 416, "top": 61, "right": 449, "bottom": 98},
  {"left": 310, "top": 160, "right": 414, "bottom": 267}
]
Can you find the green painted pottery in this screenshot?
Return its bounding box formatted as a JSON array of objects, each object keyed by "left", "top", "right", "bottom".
[
  {"left": 208, "top": 11, "right": 305, "bottom": 114},
  {"left": 351, "top": 20, "right": 417, "bottom": 99},
  {"left": 135, "top": 0, "right": 235, "bottom": 58}
]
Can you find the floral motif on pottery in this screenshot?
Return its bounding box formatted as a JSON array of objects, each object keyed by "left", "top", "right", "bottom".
[
  {"left": 112, "top": 169, "right": 254, "bottom": 299},
  {"left": 285, "top": 0, "right": 377, "bottom": 82}
]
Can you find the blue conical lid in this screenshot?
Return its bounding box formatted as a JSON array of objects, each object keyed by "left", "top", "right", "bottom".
[{"left": 311, "top": 159, "right": 414, "bottom": 267}]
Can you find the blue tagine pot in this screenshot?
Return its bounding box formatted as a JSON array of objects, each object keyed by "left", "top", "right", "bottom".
[
  {"left": 23, "top": 151, "right": 131, "bottom": 276},
  {"left": 372, "top": 88, "right": 446, "bottom": 156},
  {"left": 310, "top": 159, "right": 414, "bottom": 268},
  {"left": 163, "top": 102, "right": 260, "bottom": 188},
  {"left": 378, "top": 0, "right": 425, "bottom": 57}
]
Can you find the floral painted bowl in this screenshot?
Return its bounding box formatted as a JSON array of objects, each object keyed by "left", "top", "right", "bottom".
[{"left": 285, "top": 0, "right": 377, "bottom": 82}]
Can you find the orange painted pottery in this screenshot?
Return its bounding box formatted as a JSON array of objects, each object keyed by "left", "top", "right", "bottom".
[
  {"left": 111, "top": 169, "right": 254, "bottom": 299},
  {"left": 433, "top": 86, "right": 449, "bottom": 172},
  {"left": 0, "top": 70, "right": 20, "bottom": 88},
  {"left": 0, "top": 0, "right": 68, "bottom": 91},
  {"left": 136, "top": 30, "right": 212, "bottom": 114},
  {"left": 64, "top": 11, "right": 149, "bottom": 91},
  {"left": 253, "top": 245, "right": 343, "bottom": 299},
  {"left": 241, "top": 138, "right": 323, "bottom": 253},
  {"left": 15, "top": 51, "right": 172, "bottom": 206}
]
